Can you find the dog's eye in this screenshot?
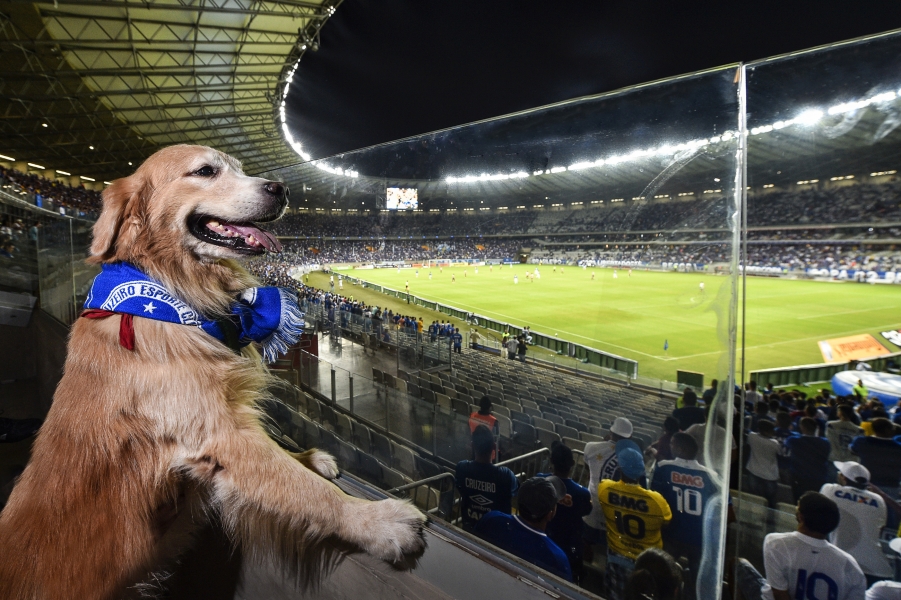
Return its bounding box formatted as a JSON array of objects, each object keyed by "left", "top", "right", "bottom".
[{"left": 193, "top": 166, "right": 218, "bottom": 177}]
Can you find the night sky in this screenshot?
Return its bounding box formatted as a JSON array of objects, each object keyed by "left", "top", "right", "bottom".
[{"left": 285, "top": 1, "right": 901, "bottom": 160}]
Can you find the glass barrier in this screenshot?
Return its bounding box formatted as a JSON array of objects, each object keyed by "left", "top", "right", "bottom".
[
  {"left": 0, "top": 191, "right": 98, "bottom": 325},
  {"left": 257, "top": 59, "right": 742, "bottom": 598},
  {"left": 733, "top": 31, "right": 901, "bottom": 598}
]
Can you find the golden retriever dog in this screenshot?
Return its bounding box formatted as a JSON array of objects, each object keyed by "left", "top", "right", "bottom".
[{"left": 0, "top": 145, "right": 426, "bottom": 599}]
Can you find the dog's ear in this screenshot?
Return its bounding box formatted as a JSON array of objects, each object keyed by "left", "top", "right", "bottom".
[{"left": 88, "top": 174, "right": 145, "bottom": 264}]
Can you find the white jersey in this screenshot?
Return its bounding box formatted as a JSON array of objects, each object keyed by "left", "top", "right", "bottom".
[
  {"left": 826, "top": 420, "right": 864, "bottom": 462},
  {"left": 582, "top": 440, "right": 618, "bottom": 529},
  {"left": 746, "top": 432, "right": 780, "bottom": 481},
  {"left": 685, "top": 423, "right": 736, "bottom": 468},
  {"left": 867, "top": 581, "right": 901, "bottom": 600},
  {"left": 762, "top": 531, "right": 866, "bottom": 600},
  {"left": 820, "top": 483, "right": 892, "bottom": 577}
]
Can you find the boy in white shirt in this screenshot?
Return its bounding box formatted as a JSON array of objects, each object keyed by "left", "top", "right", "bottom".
[{"left": 762, "top": 492, "right": 866, "bottom": 600}]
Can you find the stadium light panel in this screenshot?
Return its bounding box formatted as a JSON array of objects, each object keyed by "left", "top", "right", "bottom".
[
  {"left": 0, "top": 154, "right": 15, "bottom": 161},
  {"left": 27, "top": 163, "right": 45, "bottom": 169},
  {"left": 57, "top": 170, "right": 71, "bottom": 176},
  {"left": 795, "top": 109, "right": 824, "bottom": 125},
  {"left": 80, "top": 176, "right": 95, "bottom": 181}
]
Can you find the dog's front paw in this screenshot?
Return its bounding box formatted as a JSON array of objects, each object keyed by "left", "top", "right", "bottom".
[
  {"left": 296, "top": 449, "right": 339, "bottom": 479},
  {"left": 308, "top": 449, "right": 339, "bottom": 479},
  {"left": 359, "top": 499, "right": 427, "bottom": 564}
]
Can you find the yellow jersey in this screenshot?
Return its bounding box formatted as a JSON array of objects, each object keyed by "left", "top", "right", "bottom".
[{"left": 598, "top": 479, "right": 672, "bottom": 560}]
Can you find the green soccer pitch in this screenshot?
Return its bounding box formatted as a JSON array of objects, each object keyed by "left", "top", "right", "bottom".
[{"left": 336, "top": 265, "right": 901, "bottom": 382}]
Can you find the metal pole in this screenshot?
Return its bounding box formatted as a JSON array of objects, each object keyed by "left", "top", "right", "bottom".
[
  {"left": 330, "top": 368, "right": 336, "bottom": 404},
  {"left": 432, "top": 402, "right": 438, "bottom": 457},
  {"left": 348, "top": 375, "right": 354, "bottom": 415}
]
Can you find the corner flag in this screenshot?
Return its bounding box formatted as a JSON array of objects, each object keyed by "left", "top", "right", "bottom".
[{"left": 664, "top": 339, "right": 669, "bottom": 351}]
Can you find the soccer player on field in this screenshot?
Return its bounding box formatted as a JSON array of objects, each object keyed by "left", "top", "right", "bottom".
[
  {"left": 599, "top": 446, "right": 671, "bottom": 600},
  {"left": 651, "top": 432, "right": 717, "bottom": 598}
]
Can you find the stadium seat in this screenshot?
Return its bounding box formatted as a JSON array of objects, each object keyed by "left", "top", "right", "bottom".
[
  {"left": 510, "top": 410, "right": 531, "bottom": 425},
  {"left": 562, "top": 437, "right": 586, "bottom": 452},
  {"left": 352, "top": 420, "right": 372, "bottom": 453},
  {"left": 391, "top": 441, "right": 417, "bottom": 478},
  {"left": 523, "top": 406, "right": 543, "bottom": 418},
  {"left": 414, "top": 486, "right": 441, "bottom": 514},
  {"left": 303, "top": 420, "right": 321, "bottom": 448},
  {"left": 512, "top": 421, "right": 537, "bottom": 446},
  {"left": 492, "top": 405, "right": 510, "bottom": 417},
  {"left": 452, "top": 399, "right": 470, "bottom": 416},
  {"left": 556, "top": 424, "right": 580, "bottom": 440},
  {"left": 496, "top": 415, "right": 513, "bottom": 440},
  {"left": 320, "top": 429, "right": 339, "bottom": 455},
  {"left": 382, "top": 467, "right": 411, "bottom": 491},
  {"left": 358, "top": 453, "right": 383, "bottom": 485},
  {"left": 421, "top": 389, "right": 437, "bottom": 403},
  {"left": 435, "top": 393, "right": 451, "bottom": 408},
  {"left": 336, "top": 413, "right": 353, "bottom": 441},
  {"left": 371, "top": 431, "right": 392, "bottom": 465},
  {"left": 415, "top": 455, "right": 444, "bottom": 480},
  {"left": 337, "top": 439, "right": 359, "bottom": 472},
  {"left": 580, "top": 432, "right": 603, "bottom": 443},
  {"left": 406, "top": 382, "right": 421, "bottom": 398},
  {"left": 543, "top": 413, "right": 565, "bottom": 425},
  {"left": 533, "top": 416, "right": 555, "bottom": 431},
  {"left": 536, "top": 427, "right": 562, "bottom": 449}
]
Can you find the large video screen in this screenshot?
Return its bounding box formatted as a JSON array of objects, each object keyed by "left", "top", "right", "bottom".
[{"left": 386, "top": 187, "right": 418, "bottom": 210}]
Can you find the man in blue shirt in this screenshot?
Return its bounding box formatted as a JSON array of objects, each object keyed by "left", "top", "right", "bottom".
[
  {"left": 538, "top": 442, "right": 591, "bottom": 584},
  {"left": 651, "top": 432, "right": 717, "bottom": 599},
  {"left": 456, "top": 425, "right": 518, "bottom": 532},
  {"left": 451, "top": 328, "right": 463, "bottom": 354},
  {"left": 785, "top": 417, "right": 831, "bottom": 502},
  {"left": 475, "top": 476, "right": 573, "bottom": 581},
  {"left": 850, "top": 417, "right": 901, "bottom": 499}
]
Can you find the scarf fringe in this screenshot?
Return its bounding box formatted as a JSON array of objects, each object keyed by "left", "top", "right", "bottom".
[{"left": 259, "top": 288, "right": 304, "bottom": 364}]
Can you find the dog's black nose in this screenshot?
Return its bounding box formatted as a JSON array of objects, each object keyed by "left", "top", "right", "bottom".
[{"left": 264, "top": 181, "right": 286, "bottom": 199}]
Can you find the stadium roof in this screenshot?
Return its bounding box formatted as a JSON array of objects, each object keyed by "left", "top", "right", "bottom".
[{"left": 0, "top": 0, "right": 340, "bottom": 181}]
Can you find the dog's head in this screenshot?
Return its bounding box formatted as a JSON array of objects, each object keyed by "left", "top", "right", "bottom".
[{"left": 89, "top": 145, "right": 289, "bottom": 314}]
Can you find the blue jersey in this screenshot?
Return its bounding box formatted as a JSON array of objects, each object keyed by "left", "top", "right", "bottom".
[
  {"left": 475, "top": 511, "right": 572, "bottom": 581},
  {"left": 451, "top": 333, "right": 463, "bottom": 347},
  {"left": 455, "top": 461, "right": 518, "bottom": 532},
  {"left": 651, "top": 458, "right": 717, "bottom": 548}
]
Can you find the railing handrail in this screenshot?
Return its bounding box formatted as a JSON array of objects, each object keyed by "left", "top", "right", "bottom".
[
  {"left": 496, "top": 447, "right": 549, "bottom": 468},
  {"left": 387, "top": 472, "right": 456, "bottom": 494}
]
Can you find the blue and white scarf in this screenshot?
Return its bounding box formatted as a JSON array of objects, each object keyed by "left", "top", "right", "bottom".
[{"left": 84, "top": 262, "right": 303, "bottom": 363}]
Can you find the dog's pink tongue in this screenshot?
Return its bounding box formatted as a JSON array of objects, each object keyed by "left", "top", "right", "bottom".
[{"left": 227, "top": 224, "right": 282, "bottom": 252}]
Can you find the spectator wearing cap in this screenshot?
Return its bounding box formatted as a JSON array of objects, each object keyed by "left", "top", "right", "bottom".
[
  {"left": 455, "top": 425, "right": 518, "bottom": 533},
  {"left": 826, "top": 404, "right": 864, "bottom": 462},
  {"left": 676, "top": 386, "right": 698, "bottom": 410},
  {"left": 821, "top": 461, "right": 893, "bottom": 584},
  {"left": 851, "top": 418, "right": 901, "bottom": 500},
  {"left": 475, "top": 476, "right": 573, "bottom": 581},
  {"left": 599, "top": 446, "right": 672, "bottom": 600},
  {"left": 737, "top": 492, "right": 866, "bottom": 600},
  {"left": 538, "top": 442, "right": 592, "bottom": 583},
  {"left": 583, "top": 417, "right": 635, "bottom": 539}
]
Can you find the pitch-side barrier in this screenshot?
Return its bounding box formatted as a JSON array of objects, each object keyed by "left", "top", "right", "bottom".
[{"left": 330, "top": 272, "right": 639, "bottom": 379}]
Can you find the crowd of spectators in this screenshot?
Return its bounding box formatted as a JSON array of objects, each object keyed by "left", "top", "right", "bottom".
[
  {"left": 271, "top": 179, "right": 901, "bottom": 239},
  {"left": 0, "top": 166, "right": 103, "bottom": 217},
  {"left": 443, "top": 373, "right": 901, "bottom": 599}
]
